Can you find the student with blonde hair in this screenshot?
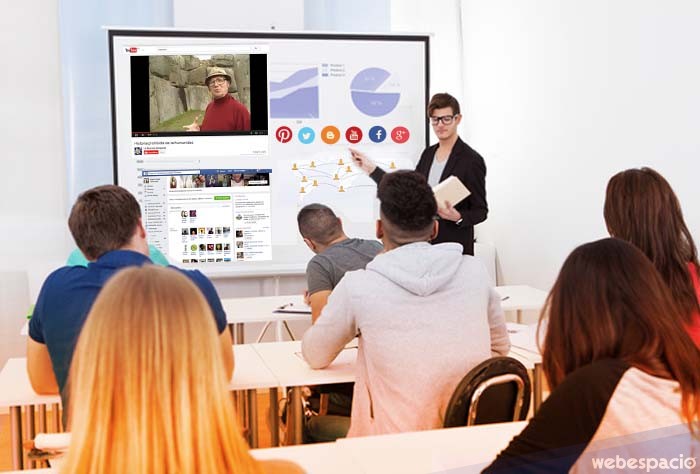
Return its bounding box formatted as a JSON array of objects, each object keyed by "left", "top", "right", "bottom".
[{"left": 60, "top": 266, "right": 300, "bottom": 474}]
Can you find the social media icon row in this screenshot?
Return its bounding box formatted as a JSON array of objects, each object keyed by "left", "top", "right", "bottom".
[{"left": 275, "top": 125, "right": 410, "bottom": 144}]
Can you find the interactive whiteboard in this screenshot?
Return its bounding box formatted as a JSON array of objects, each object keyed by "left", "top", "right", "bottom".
[{"left": 109, "top": 29, "right": 429, "bottom": 276}]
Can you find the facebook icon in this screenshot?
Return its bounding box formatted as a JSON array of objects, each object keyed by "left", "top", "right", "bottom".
[{"left": 369, "top": 125, "right": 387, "bottom": 143}]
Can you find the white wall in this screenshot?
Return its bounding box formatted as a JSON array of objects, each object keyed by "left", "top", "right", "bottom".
[
  {"left": 0, "top": 1, "right": 69, "bottom": 363},
  {"left": 391, "top": 0, "right": 463, "bottom": 147},
  {"left": 174, "top": 0, "right": 304, "bottom": 30},
  {"left": 461, "top": 0, "right": 700, "bottom": 290}
]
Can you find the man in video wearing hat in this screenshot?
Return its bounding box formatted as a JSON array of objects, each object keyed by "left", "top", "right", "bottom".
[{"left": 184, "top": 67, "right": 251, "bottom": 132}]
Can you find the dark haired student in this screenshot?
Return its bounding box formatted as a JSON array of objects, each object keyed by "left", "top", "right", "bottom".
[
  {"left": 302, "top": 171, "right": 509, "bottom": 437},
  {"left": 484, "top": 238, "right": 700, "bottom": 472},
  {"left": 26, "top": 185, "right": 233, "bottom": 422},
  {"left": 351, "top": 92, "right": 487, "bottom": 255}
]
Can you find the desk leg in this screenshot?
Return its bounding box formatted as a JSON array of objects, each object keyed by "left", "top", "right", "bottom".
[
  {"left": 275, "top": 320, "right": 283, "bottom": 341},
  {"left": 52, "top": 403, "right": 61, "bottom": 432},
  {"left": 517, "top": 309, "right": 523, "bottom": 324},
  {"left": 268, "top": 387, "right": 280, "bottom": 447},
  {"left": 10, "top": 406, "right": 23, "bottom": 470},
  {"left": 246, "top": 389, "right": 259, "bottom": 448},
  {"left": 234, "top": 322, "right": 245, "bottom": 344},
  {"left": 533, "top": 362, "right": 543, "bottom": 412},
  {"left": 26, "top": 405, "right": 36, "bottom": 468},
  {"left": 38, "top": 405, "right": 47, "bottom": 433},
  {"left": 286, "top": 387, "right": 303, "bottom": 445}
]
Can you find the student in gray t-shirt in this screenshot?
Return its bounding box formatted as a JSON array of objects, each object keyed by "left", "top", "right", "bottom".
[
  {"left": 298, "top": 203, "right": 383, "bottom": 321},
  {"left": 297, "top": 203, "right": 382, "bottom": 443}
]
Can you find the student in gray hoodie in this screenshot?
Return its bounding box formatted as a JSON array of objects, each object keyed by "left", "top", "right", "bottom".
[{"left": 302, "top": 170, "right": 510, "bottom": 437}]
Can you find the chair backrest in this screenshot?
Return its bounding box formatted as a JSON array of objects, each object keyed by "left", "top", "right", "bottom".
[{"left": 443, "top": 356, "right": 531, "bottom": 428}]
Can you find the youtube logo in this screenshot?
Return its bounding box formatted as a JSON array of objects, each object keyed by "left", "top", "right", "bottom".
[{"left": 345, "top": 126, "right": 363, "bottom": 144}]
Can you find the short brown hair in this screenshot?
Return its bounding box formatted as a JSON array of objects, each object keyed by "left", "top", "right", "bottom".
[
  {"left": 427, "top": 93, "right": 461, "bottom": 116},
  {"left": 68, "top": 185, "right": 141, "bottom": 260}
]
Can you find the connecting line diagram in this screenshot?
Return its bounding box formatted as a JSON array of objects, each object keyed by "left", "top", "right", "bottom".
[{"left": 291, "top": 158, "right": 397, "bottom": 194}]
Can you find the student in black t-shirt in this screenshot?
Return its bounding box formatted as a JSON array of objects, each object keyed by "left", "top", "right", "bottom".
[{"left": 485, "top": 238, "right": 700, "bottom": 472}]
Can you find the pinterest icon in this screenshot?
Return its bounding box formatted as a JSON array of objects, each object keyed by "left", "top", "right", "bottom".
[{"left": 275, "top": 126, "right": 293, "bottom": 143}]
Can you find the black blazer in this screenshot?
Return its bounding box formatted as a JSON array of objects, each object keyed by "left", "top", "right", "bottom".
[{"left": 370, "top": 137, "right": 488, "bottom": 255}]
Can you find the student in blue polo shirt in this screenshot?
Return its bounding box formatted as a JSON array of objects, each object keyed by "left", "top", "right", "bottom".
[{"left": 26, "top": 185, "right": 233, "bottom": 421}]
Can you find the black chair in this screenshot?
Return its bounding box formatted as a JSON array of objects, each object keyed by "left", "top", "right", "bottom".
[{"left": 443, "top": 356, "right": 531, "bottom": 427}]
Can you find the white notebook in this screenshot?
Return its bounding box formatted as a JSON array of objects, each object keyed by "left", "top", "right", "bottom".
[{"left": 433, "top": 176, "right": 470, "bottom": 208}]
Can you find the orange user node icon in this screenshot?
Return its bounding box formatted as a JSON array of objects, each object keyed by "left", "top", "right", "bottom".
[
  {"left": 301, "top": 176, "right": 308, "bottom": 182},
  {"left": 300, "top": 186, "right": 306, "bottom": 193},
  {"left": 339, "top": 185, "right": 345, "bottom": 192},
  {"left": 338, "top": 158, "right": 344, "bottom": 165},
  {"left": 333, "top": 173, "right": 339, "bottom": 180},
  {"left": 292, "top": 163, "right": 298, "bottom": 170},
  {"left": 312, "top": 179, "right": 318, "bottom": 186},
  {"left": 321, "top": 126, "right": 340, "bottom": 145},
  {"left": 310, "top": 161, "right": 316, "bottom": 168}
]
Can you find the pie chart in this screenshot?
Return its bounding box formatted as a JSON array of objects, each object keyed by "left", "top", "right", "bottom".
[{"left": 350, "top": 67, "right": 400, "bottom": 117}]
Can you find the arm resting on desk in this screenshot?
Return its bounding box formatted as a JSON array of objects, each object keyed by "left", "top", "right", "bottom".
[
  {"left": 27, "top": 338, "right": 59, "bottom": 394},
  {"left": 488, "top": 288, "right": 511, "bottom": 356},
  {"left": 302, "top": 281, "right": 357, "bottom": 369},
  {"left": 220, "top": 330, "right": 234, "bottom": 379},
  {"left": 309, "top": 290, "right": 331, "bottom": 323}
]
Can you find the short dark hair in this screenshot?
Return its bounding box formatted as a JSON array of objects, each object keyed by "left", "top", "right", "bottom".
[
  {"left": 427, "top": 92, "right": 461, "bottom": 116},
  {"left": 378, "top": 171, "right": 437, "bottom": 244},
  {"left": 297, "top": 203, "right": 343, "bottom": 245},
  {"left": 68, "top": 185, "right": 141, "bottom": 260}
]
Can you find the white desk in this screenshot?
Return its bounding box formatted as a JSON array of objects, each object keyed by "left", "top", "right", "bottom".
[
  {"left": 494, "top": 285, "right": 548, "bottom": 323},
  {"left": 506, "top": 321, "right": 545, "bottom": 411},
  {"left": 0, "top": 346, "right": 280, "bottom": 469},
  {"left": 252, "top": 340, "right": 356, "bottom": 446},
  {"left": 252, "top": 442, "right": 361, "bottom": 474},
  {"left": 223, "top": 294, "right": 310, "bottom": 343},
  {"left": 1, "top": 422, "right": 524, "bottom": 474},
  {"left": 251, "top": 339, "right": 532, "bottom": 446},
  {"left": 227, "top": 345, "right": 281, "bottom": 449},
  {"left": 0, "top": 358, "right": 61, "bottom": 470},
  {"left": 336, "top": 421, "right": 526, "bottom": 474},
  {"left": 221, "top": 286, "right": 548, "bottom": 343}
]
